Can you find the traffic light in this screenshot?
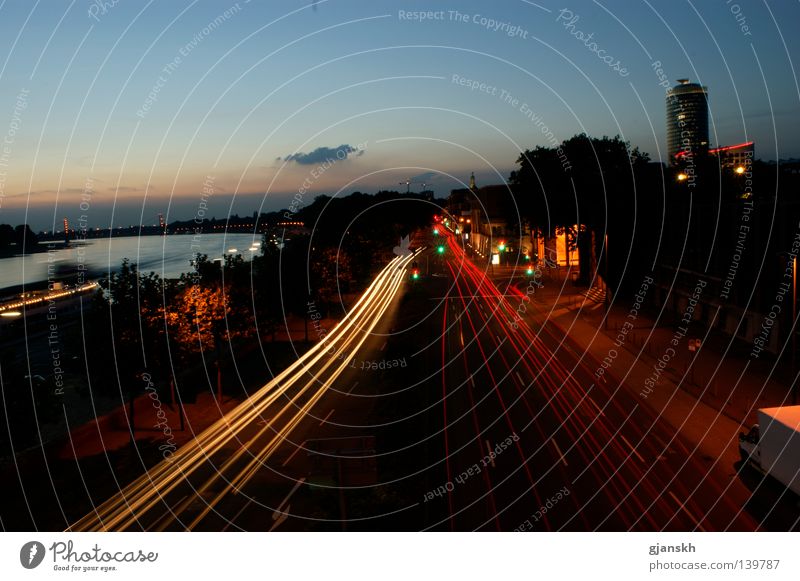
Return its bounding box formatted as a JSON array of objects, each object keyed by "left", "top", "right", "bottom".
[
  {"left": 437, "top": 245, "right": 445, "bottom": 254},
  {"left": 526, "top": 267, "right": 534, "bottom": 276},
  {"left": 411, "top": 269, "right": 420, "bottom": 280},
  {"left": 433, "top": 227, "right": 439, "bottom": 235},
  {"left": 498, "top": 242, "right": 506, "bottom": 252}
]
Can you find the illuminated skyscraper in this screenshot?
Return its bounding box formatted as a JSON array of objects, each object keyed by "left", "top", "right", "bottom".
[{"left": 666, "top": 79, "right": 709, "bottom": 165}]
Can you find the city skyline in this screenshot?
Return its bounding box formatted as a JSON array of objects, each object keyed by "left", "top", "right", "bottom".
[
  {"left": 0, "top": 1, "right": 798, "bottom": 230},
  {"left": 4, "top": 1, "right": 800, "bottom": 555}
]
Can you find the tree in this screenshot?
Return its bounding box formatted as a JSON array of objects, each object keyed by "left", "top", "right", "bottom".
[
  {"left": 311, "top": 247, "right": 353, "bottom": 314},
  {"left": 13, "top": 224, "right": 38, "bottom": 252},
  {"left": 0, "top": 224, "right": 14, "bottom": 251},
  {"left": 163, "top": 284, "right": 229, "bottom": 353},
  {"left": 509, "top": 134, "right": 656, "bottom": 292}
]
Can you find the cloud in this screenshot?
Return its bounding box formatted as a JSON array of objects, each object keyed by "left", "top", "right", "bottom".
[
  {"left": 283, "top": 144, "right": 363, "bottom": 165},
  {"left": 108, "top": 186, "right": 142, "bottom": 193},
  {"left": 409, "top": 171, "right": 438, "bottom": 183},
  {"left": 26, "top": 188, "right": 86, "bottom": 196}
]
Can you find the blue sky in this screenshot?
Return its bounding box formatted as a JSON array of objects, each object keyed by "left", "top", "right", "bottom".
[{"left": 0, "top": 0, "right": 798, "bottom": 230}]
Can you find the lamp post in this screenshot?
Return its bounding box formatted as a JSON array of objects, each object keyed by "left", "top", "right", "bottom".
[
  {"left": 794, "top": 255, "right": 797, "bottom": 404},
  {"left": 777, "top": 251, "right": 798, "bottom": 404},
  {"left": 604, "top": 232, "right": 610, "bottom": 330}
]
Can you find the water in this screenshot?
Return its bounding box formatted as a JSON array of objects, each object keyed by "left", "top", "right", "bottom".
[{"left": 0, "top": 233, "right": 262, "bottom": 289}]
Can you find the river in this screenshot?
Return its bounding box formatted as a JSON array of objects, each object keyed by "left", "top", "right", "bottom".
[{"left": 0, "top": 233, "right": 262, "bottom": 290}]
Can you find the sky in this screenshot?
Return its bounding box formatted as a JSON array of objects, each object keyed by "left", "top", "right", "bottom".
[{"left": 0, "top": 0, "right": 798, "bottom": 231}]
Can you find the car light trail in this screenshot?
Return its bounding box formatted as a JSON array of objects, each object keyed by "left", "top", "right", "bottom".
[
  {"left": 439, "top": 228, "right": 663, "bottom": 529},
  {"left": 439, "top": 228, "right": 733, "bottom": 531},
  {"left": 69, "top": 250, "right": 419, "bottom": 531}
]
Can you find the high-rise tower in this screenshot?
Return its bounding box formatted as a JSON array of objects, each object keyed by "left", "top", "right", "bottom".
[{"left": 666, "top": 79, "right": 709, "bottom": 165}]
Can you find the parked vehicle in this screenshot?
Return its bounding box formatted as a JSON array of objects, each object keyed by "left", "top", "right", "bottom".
[{"left": 739, "top": 406, "right": 800, "bottom": 496}]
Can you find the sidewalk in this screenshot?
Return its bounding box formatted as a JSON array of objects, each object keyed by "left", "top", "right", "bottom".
[
  {"left": 58, "top": 391, "right": 240, "bottom": 461},
  {"left": 506, "top": 266, "right": 794, "bottom": 470}
]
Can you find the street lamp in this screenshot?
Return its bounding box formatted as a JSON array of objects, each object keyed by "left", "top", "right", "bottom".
[
  {"left": 794, "top": 255, "right": 798, "bottom": 404},
  {"left": 604, "top": 233, "right": 610, "bottom": 329},
  {"left": 777, "top": 251, "right": 798, "bottom": 404},
  {"left": 677, "top": 172, "right": 688, "bottom": 181}
]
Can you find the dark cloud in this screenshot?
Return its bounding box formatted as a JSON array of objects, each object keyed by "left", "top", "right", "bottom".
[
  {"left": 283, "top": 144, "right": 363, "bottom": 165},
  {"left": 409, "top": 171, "right": 438, "bottom": 183},
  {"left": 26, "top": 188, "right": 86, "bottom": 196}
]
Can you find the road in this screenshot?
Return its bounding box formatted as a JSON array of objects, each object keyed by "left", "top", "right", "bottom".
[
  {"left": 69, "top": 250, "right": 418, "bottom": 531},
  {"left": 69, "top": 225, "right": 766, "bottom": 531},
  {"left": 420, "top": 226, "right": 759, "bottom": 531}
]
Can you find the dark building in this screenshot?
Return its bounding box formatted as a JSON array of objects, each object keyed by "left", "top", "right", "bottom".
[
  {"left": 666, "top": 79, "right": 709, "bottom": 165},
  {"left": 675, "top": 140, "right": 754, "bottom": 172},
  {"left": 710, "top": 141, "right": 754, "bottom": 171},
  {"left": 447, "top": 173, "right": 519, "bottom": 259}
]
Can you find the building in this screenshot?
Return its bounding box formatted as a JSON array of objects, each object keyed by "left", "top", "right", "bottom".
[
  {"left": 447, "top": 173, "right": 585, "bottom": 268},
  {"left": 666, "top": 79, "right": 709, "bottom": 165},
  {"left": 710, "top": 141, "right": 754, "bottom": 171},
  {"left": 674, "top": 140, "right": 754, "bottom": 171},
  {"left": 447, "top": 173, "right": 520, "bottom": 260}
]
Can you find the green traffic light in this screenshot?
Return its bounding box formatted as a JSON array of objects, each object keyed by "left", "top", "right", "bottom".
[
  {"left": 526, "top": 267, "right": 534, "bottom": 275},
  {"left": 437, "top": 245, "right": 445, "bottom": 254},
  {"left": 412, "top": 272, "right": 419, "bottom": 279}
]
